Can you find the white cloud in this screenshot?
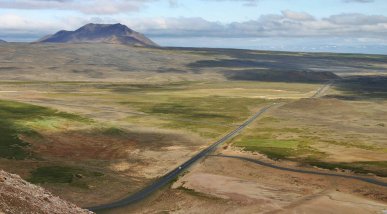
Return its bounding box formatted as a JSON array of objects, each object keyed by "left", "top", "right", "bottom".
[
  {"left": 203, "top": 0, "right": 375, "bottom": 6},
  {"left": 0, "top": 0, "right": 157, "bottom": 14},
  {"left": 0, "top": 13, "right": 59, "bottom": 30},
  {"left": 281, "top": 10, "right": 315, "bottom": 21},
  {"left": 0, "top": 13, "right": 119, "bottom": 40},
  {"left": 203, "top": 0, "right": 259, "bottom": 6},
  {"left": 124, "top": 12, "right": 387, "bottom": 39},
  {"left": 0, "top": 0, "right": 377, "bottom": 15},
  {"left": 1, "top": 11, "right": 386, "bottom": 42},
  {"left": 325, "top": 13, "right": 387, "bottom": 25}
]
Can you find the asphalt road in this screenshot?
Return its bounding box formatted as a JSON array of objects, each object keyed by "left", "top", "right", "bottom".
[
  {"left": 210, "top": 155, "right": 387, "bottom": 187},
  {"left": 87, "top": 81, "right": 339, "bottom": 212},
  {"left": 87, "top": 103, "right": 278, "bottom": 212}
]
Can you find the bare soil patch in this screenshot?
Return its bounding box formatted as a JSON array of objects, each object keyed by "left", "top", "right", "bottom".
[{"left": 115, "top": 146, "right": 387, "bottom": 213}]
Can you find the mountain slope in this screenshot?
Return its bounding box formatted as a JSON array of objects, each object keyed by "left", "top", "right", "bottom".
[
  {"left": 0, "top": 170, "right": 93, "bottom": 213},
  {"left": 38, "top": 23, "right": 158, "bottom": 47},
  {"left": 0, "top": 39, "right": 6, "bottom": 43}
]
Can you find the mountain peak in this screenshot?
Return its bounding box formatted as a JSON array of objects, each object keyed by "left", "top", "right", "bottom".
[
  {"left": 80, "top": 23, "right": 125, "bottom": 29},
  {"left": 37, "top": 23, "right": 158, "bottom": 47}
]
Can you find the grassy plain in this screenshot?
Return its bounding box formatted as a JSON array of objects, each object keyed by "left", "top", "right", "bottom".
[
  {"left": 0, "top": 43, "right": 386, "bottom": 208},
  {"left": 0, "top": 79, "right": 323, "bottom": 206},
  {"left": 232, "top": 77, "right": 387, "bottom": 176},
  {"left": 0, "top": 81, "right": 318, "bottom": 138},
  {"left": 0, "top": 99, "right": 88, "bottom": 159}
]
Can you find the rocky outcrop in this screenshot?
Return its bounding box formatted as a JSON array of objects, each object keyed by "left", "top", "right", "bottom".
[{"left": 0, "top": 170, "right": 93, "bottom": 214}]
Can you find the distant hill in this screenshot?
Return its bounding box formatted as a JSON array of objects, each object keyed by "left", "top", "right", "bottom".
[
  {"left": 0, "top": 39, "right": 6, "bottom": 43},
  {"left": 37, "top": 23, "right": 158, "bottom": 47}
]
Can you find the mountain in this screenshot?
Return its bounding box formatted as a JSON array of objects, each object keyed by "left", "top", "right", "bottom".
[
  {"left": 0, "top": 170, "right": 93, "bottom": 213},
  {"left": 37, "top": 23, "right": 158, "bottom": 47},
  {"left": 0, "top": 39, "right": 6, "bottom": 43}
]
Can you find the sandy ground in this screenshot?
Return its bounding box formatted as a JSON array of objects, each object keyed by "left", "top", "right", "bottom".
[
  {"left": 272, "top": 191, "right": 387, "bottom": 214},
  {"left": 312, "top": 143, "right": 387, "bottom": 162},
  {"left": 173, "top": 172, "right": 301, "bottom": 207},
  {"left": 106, "top": 147, "right": 387, "bottom": 214}
]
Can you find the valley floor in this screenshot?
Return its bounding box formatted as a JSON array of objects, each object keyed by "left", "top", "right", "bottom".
[
  {"left": 0, "top": 44, "right": 386, "bottom": 213},
  {"left": 104, "top": 146, "right": 387, "bottom": 214}
]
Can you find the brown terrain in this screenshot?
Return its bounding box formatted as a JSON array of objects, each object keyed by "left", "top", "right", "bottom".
[
  {"left": 0, "top": 43, "right": 385, "bottom": 213},
  {"left": 109, "top": 147, "right": 387, "bottom": 214},
  {"left": 0, "top": 170, "right": 92, "bottom": 214}
]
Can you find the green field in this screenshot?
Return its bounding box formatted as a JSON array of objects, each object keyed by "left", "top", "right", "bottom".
[
  {"left": 0, "top": 80, "right": 319, "bottom": 205},
  {"left": 232, "top": 78, "right": 387, "bottom": 176},
  {"left": 28, "top": 166, "right": 104, "bottom": 186},
  {"left": 0, "top": 44, "right": 386, "bottom": 206},
  {"left": 0, "top": 99, "right": 89, "bottom": 159}
]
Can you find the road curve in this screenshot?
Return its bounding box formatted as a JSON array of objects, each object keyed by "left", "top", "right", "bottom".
[
  {"left": 210, "top": 155, "right": 387, "bottom": 187},
  {"left": 87, "top": 103, "right": 278, "bottom": 212}
]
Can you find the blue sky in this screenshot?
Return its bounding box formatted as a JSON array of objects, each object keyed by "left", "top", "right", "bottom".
[
  {"left": 0, "top": 0, "right": 386, "bottom": 54},
  {"left": 141, "top": 0, "right": 386, "bottom": 21}
]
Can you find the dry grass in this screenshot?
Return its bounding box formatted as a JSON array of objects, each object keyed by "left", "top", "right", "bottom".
[
  {"left": 0, "top": 80, "right": 324, "bottom": 206},
  {"left": 232, "top": 88, "right": 387, "bottom": 176},
  {"left": 0, "top": 43, "right": 386, "bottom": 208}
]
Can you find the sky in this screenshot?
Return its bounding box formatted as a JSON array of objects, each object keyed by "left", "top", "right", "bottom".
[{"left": 0, "top": 0, "right": 386, "bottom": 54}]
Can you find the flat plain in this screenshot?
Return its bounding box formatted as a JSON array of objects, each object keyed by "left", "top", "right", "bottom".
[{"left": 0, "top": 43, "right": 386, "bottom": 213}]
